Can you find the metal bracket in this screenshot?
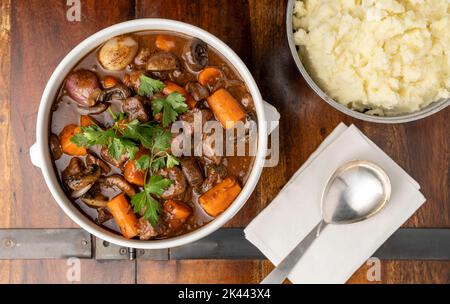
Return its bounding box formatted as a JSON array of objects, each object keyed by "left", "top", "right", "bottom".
[
  {"left": 1, "top": 228, "right": 449, "bottom": 261},
  {"left": 0, "top": 229, "right": 91, "bottom": 259}
]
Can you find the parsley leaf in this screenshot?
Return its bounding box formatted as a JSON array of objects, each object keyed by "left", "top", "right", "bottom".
[
  {"left": 122, "top": 120, "right": 171, "bottom": 152},
  {"left": 152, "top": 92, "right": 188, "bottom": 127},
  {"left": 130, "top": 175, "right": 172, "bottom": 226},
  {"left": 138, "top": 75, "right": 165, "bottom": 97},
  {"left": 71, "top": 125, "right": 115, "bottom": 147},
  {"left": 151, "top": 157, "right": 166, "bottom": 172},
  {"left": 147, "top": 175, "right": 173, "bottom": 197},
  {"left": 130, "top": 191, "right": 161, "bottom": 227},
  {"left": 108, "top": 137, "right": 139, "bottom": 160},
  {"left": 135, "top": 155, "right": 151, "bottom": 170},
  {"left": 166, "top": 154, "right": 180, "bottom": 168}
]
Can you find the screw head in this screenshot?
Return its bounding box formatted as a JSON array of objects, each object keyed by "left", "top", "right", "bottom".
[{"left": 119, "top": 248, "right": 127, "bottom": 255}]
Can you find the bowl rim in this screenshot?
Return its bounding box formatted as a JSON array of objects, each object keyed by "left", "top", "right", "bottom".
[
  {"left": 286, "top": 0, "right": 449, "bottom": 124},
  {"left": 35, "top": 19, "right": 268, "bottom": 249}
]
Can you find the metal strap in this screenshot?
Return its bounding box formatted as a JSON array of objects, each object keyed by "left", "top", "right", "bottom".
[
  {"left": 0, "top": 229, "right": 91, "bottom": 259},
  {"left": 1, "top": 228, "right": 449, "bottom": 261}
]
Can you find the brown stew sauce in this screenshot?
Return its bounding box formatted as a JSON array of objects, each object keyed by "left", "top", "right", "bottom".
[{"left": 49, "top": 31, "right": 256, "bottom": 240}]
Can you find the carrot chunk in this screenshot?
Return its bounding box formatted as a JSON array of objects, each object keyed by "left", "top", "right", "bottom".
[
  {"left": 155, "top": 35, "right": 176, "bottom": 52},
  {"left": 199, "top": 177, "right": 242, "bottom": 217},
  {"left": 59, "top": 124, "right": 87, "bottom": 156},
  {"left": 107, "top": 193, "right": 139, "bottom": 239},
  {"left": 79, "top": 115, "right": 98, "bottom": 127},
  {"left": 163, "top": 81, "right": 197, "bottom": 109},
  {"left": 206, "top": 88, "right": 246, "bottom": 129},
  {"left": 102, "top": 75, "right": 119, "bottom": 89},
  {"left": 164, "top": 200, "right": 192, "bottom": 231},
  {"left": 198, "top": 67, "right": 222, "bottom": 87},
  {"left": 123, "top": 148, "right": 148, "bottom": 187}
]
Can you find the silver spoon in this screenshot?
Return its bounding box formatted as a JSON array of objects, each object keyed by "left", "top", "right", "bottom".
[{"left": 260, "top": 160, "right": 391, "bottom": 284}]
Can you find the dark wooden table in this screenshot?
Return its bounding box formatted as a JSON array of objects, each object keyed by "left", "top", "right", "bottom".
[{"left": 0, "top": 0, "right": 448, "bottom": 283}]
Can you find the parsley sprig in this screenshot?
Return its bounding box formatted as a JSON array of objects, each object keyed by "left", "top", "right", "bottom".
[
  {"left": 70, "top": 118, "right": 139, "bottom": 160},
  {"left": 152, "top": 92, "right": 189, "bottom": 127},
  {"left": 131, "top": 174, "right": 172, "bottom": 226},
  {"left": 138, "top": 74, "right": 165, "bottom": 97},
  {"left": 70, "top": 75, "right": 188, "bottom": 227}
]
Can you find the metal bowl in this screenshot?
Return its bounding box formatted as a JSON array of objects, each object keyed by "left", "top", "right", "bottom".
[{"left": 286, "top": 0, "right": 449, "bottom": 123}]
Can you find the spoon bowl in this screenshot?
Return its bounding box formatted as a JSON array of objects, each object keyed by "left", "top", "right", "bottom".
[{"left": 321, "top": 160, "right": 391, "bottom": 224}]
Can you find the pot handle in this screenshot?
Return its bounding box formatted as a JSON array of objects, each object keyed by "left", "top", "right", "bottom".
[
  {"left": 263, "top": 100, "right": 280, "bottom": 135},
  {"left": 30, "top": 142, "right": 42, "bottom": 168}
]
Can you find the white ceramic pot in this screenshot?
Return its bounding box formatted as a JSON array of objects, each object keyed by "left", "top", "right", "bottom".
[{"left": 29, "top": 19, "right": 280, "bottom": 249}]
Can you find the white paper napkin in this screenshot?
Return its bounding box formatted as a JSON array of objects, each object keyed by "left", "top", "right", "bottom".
[{"left": 244, "top": 123, "right": 426, "bottom": 284}]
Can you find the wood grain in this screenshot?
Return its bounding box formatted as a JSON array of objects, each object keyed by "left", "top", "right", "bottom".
[
  {"left": 0, "top": 0, "right": 448, "bottom": 283},
  {"left": 0, "top": 0, "right": 136, "bottom": 284},
  {"left": 0, "top": 260, "right": 135, "bottom": 284},
  {"left": 0, "top": 0, "right": 12, "bottom": 229}
]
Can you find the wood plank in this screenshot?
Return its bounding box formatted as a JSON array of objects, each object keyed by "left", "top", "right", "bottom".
[
  {"left": 0, "top": 0, "right": 136, "bottom": 284},
  {"left": 0, "top": 260, "right": 135, "bottom": 284},
  {"left": 136, "top": 259, "right": 449, "bottom": 284},
  {"left": 137, "top": 260, "right": 273, "bottom": 284},
  {"left": 349, "top": 261, "right": 450, "bottom": 284},
  {"left": 0, "top": 0, "right": 12, "bottom": 229}
]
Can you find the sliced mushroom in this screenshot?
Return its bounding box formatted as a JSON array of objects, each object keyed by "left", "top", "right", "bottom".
[
  {"left": 98, "top": 35, "right": 139, "bottom": 71},
  {"left": 81, "top": 192, "right": 108, "bottom": 208},
  {"left": 50, "top": 133, "right": 63, "bottom": 160},
  {"left": 76, "top": 102, "right": 109, "bottom": 115},
  {"left": 122, "top": 96, "right": 150, "bottom": 122},
  {"left": 185, "top": 82, "right": 209, "bottom": 102},
  {"left": 65, "top": 166, "right": 101, "bottom": 191},
  {"left": 182, "top": 38, "right": 208, "bottom": 72},
  {"left": 97, "top": 84, "right": 132, "bottom": 103},
  {"left": 96, "top": 207, "right": 113, "bottom": 225},
  {"left": 71, "top": 184, "right": 95, "bottom": 199},
  {"left": 64, "top": 69, "right": 101, "bottom": 107},
  {"left": 98, "top": 174, "right": 136, "bottom": 197},
  {"left": 62, "top": 157, "right": 101, "bottom": 197},
  {"left": 146, "top": 52, "right": 180, "bottom": 71},
  {"left": 86, "top": 153, "right": 110, "bottom": 174},
  {"left": 158, "top": 167, "right": 187, "bottom": 200}
]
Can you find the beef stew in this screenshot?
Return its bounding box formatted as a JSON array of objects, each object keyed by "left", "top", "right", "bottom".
[{"left": 49, "top": 31, "right": 256, "bottom": 240}]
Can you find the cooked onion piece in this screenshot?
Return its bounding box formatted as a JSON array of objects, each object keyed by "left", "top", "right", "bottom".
[{"left": 98, "top": 36, "right": 139, "bottom": 71}]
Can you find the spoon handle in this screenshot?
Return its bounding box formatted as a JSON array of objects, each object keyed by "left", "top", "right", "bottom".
[{"left": 260, "top": 220, "right": 327, "bottom": 284}]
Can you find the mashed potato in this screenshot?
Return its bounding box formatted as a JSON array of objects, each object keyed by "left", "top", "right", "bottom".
[{"left": 293, "top": 0, "right": 449, "bottom": 115}]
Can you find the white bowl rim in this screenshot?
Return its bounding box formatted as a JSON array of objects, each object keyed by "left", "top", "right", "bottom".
[{"left": 35, "top": 19, "right": 268, "bottom": 249}]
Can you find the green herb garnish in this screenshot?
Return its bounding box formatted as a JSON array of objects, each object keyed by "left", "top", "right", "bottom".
[
  {"left": 71, "top": 124, "right": 139, "bottom": 160},
  {"left": 138, "top": 74, "right": 165, "bottom": 97},
  {"left": 131, "top": 174, "right": 172, "bottom": 227},
  {"left": 152, "top": 92, "right": 188, "bottom": 127}
]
